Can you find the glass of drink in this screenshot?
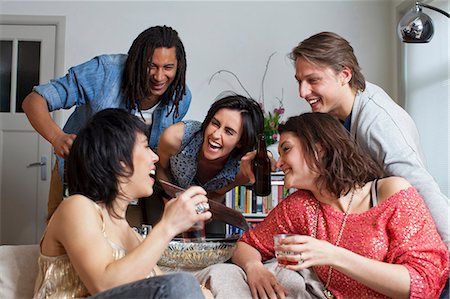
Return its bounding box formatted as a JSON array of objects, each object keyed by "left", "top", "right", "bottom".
[
  {"left": 182, "top": 221, "right": 205, "bottom": 242},
  {"left": 273, "top": 234, "right": 298, "bottom": 266}
]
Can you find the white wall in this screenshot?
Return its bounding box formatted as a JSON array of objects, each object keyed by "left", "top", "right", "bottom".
[
  {"left": 0, "top": 0, "right": 397, "bottom": 122},
  {"left": 3, "top": 1, "right": 447, "bottom": 193},
  {"left": 399, "top": 0, "right": 450, "bottom": 196}
]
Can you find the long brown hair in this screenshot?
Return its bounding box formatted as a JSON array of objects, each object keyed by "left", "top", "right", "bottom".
[
  {"left": 278, "top": 113, "right": 385, "bottom": 197},
  {"left": 290, "top": 32, "right": 365, "bottom": 93}
]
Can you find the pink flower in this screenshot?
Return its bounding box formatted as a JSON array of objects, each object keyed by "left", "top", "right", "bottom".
[
  {"left": 272, "top": 133, "right": 278, "bottom": 141},
  {"left": 274, "top": 107, "right": 284, "bottom": 115}
]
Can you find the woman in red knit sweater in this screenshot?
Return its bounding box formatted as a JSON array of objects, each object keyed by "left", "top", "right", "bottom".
[{"left": 232, "top": 112, "right": 448, "bottom": 299}]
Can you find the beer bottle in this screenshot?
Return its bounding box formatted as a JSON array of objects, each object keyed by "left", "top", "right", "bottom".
[{"left": 253, "top": 134, "right": 271, "bottom": 196}]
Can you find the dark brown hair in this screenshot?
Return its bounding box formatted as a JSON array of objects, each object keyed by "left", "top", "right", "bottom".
[
  {"left": 122, "top": 25, "right": 186, "bottom": 117},
  {"left": 278, "top": 112, "right": 385, "bottom": 197},
  {"left": 201, "top": 93, "right": 264, "bottom": 159},
  {"left": 290, "top": 32, "right": 366, "bottom": 92}
]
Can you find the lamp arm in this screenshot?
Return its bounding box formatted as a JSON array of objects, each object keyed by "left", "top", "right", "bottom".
[{"left": 418, "top": 2, "right": 450, "bottom": 18}]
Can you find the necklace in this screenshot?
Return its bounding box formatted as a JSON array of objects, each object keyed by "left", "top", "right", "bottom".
[{"left": 312, "top": 189, "right": 355, "bottom": 299}]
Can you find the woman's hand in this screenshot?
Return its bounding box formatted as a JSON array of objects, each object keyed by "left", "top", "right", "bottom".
[
  {"left": 245, "top": 262, "right": 287, "bottom": 299},
  {"left": 274, "top": 235, "right": 338, "bottom": 271},
  {"left": 240, "top": 150, "right": 256, "bottom": 183},
  {"left": 160, "top": 186, "right": 212, "bottom": 237},
  {"left": 240, "top": 150, "right": 278, "bottom": 184}
]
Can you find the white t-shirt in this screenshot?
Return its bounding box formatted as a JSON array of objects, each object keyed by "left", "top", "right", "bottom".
[{"left": 135, "top": 106, "right": 157, "bottom": 125}]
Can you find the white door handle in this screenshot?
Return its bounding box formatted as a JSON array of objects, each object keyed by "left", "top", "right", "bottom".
[{"left": 26, "top": 156, "right": 47, "bottom": 181}]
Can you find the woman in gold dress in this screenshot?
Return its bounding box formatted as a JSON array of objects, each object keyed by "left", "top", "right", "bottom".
[{"left": 34, "top": 108, "right": 212, "bottom": 298}]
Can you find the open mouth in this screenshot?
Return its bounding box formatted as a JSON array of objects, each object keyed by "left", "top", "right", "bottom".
[
  {"left": 150, "top": 81, "right": 167, "bottom": 91},
  {"left": 149, "top": 170, "right": 156, "bottom": 178},
  {"left": 208, "top": 139, "right": 222, "bottom": 150},
  {"left": 307, "top": 98, "right": 320, "bottom": 105}
]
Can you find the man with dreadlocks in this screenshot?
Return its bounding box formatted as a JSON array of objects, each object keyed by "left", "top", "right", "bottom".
[{"left": 22, "top": 25, "right": 191, "bottom": 219}]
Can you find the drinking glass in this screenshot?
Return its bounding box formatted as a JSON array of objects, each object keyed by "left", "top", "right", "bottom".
[
  {"left": 273, "top": 234, "right": 298, "bottom": 266},
  {"left": 182, "top": 221, "right": 205, "bottom": 242}
]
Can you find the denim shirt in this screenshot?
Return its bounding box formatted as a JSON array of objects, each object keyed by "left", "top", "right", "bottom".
[{"left": 33, "top": 54, "right": 191, "bottom": 182}]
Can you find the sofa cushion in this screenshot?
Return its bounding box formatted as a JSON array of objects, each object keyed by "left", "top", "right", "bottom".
[{"left": 0, "top": 244, "right": 40, "bottom": 299}]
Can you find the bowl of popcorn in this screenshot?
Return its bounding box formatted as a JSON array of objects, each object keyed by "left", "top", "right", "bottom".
[{"left": 158, "top": 238, "right": 237, "bottom": 269}]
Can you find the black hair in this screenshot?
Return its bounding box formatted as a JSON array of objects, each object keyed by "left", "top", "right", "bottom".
[
  {"left": 66, "top": 108, "right": 149, "bottom": 217},
  {"left": 201, "top": 93, "right": 264, "bottom": 159},
  {"left": 122, "top": 25, "right": 187, "bottom": 117}
]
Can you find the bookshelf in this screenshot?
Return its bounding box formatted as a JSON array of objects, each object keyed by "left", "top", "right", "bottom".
[{"left": 225, "top": 172, "right": 295, "bottom": 235}]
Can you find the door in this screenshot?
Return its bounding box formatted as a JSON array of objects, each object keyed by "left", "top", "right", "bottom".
[{"left": 0, "top": 24, "right": 56, "bottom": 244}]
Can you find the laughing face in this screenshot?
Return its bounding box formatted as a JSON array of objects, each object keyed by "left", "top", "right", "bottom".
[
  {"left": 148, "top": 47, "right": 177, "bottom": 98},
  {"left": 127, "top": 132, "right": 159, "bottom": 199},
  {"left": 276, "top": 131, "right": 318, "bottom": 190},
  {"left": 295, "top": 57, "right": 352, "bottom": 121},
  {"left": 201, "top": 108, "right": 243, "bottom": 161}
]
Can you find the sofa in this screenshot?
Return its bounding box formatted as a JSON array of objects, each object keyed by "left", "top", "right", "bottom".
[{"left": 0, "top": 244, "right": 40, "bottom": 299}]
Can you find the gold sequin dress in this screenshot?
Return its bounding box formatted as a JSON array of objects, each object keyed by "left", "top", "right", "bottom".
[
  {"left": 33, "top": 203, "right": 157, "bottom": 299},
  {"left": 241, "top": 187, "right": 449, "bottom": 298}
]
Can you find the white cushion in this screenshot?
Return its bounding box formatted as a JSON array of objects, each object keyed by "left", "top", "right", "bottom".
[{"left": 0, "top": 244, "right": 40, "bottom": 299}]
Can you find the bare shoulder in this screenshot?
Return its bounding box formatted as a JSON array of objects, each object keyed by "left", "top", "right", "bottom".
[
  {"left": 163, "top": 121, "right": 185, "bottom": 139},
  {"left": 158, "top": 122, "right": 185, "bottom": 154},
  {"left": 58, "top": 194, "right": 96, "bottom": 214},
  {"left": 52, "top": 195, "right": 101, "bottom": 230},
  {"left": 43, "top": 195, "right": 102, "bottom": 255},
  {"left": 376, "top": 176, "right": 413, "bottom": 204}
]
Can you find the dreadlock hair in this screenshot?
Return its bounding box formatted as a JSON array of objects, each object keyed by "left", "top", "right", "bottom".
[
  {"left": 122, "top": 25, "right": 187, "bottom": 118},
  {"left": 278, "top": 112, "right": 385, "bottom": 197}
]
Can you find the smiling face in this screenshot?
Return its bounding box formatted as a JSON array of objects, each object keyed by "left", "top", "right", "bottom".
[
  {"left": 295, "top": 57, "right": 353, "bottom": 121},
  {"left": 201, "top": 108, "right": 243, "bottom": 161},
  {"left": 127, "top": 132, "right": 159, "bottom": 199},
  {"left": 148, "top": 47, "right": 177, "bottom": 98},
  {"left": 276, "top": 131, "right": 318, "bottom": 190}
]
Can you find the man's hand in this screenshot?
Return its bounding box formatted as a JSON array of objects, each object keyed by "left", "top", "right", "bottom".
[{"left": 51, "top": 132, "right": 77, "bottom": 159}]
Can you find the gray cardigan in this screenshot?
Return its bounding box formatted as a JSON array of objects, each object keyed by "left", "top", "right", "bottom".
[{"left": 351, "top": 82, "right": 450, "bottom": 249}]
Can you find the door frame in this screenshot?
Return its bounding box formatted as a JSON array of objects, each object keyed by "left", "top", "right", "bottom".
[
  {"left": 0, "top": 15, "right": 65, "bottom": 242},
  {"left": 0, "top": 15, "right": 66, "bottom": 129}
]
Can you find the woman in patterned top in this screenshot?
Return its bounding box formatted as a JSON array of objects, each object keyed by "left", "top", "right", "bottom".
[
  {"left": 157, "top": 93, "right": 264, "bottom": 199},
  {"left": 153, "top": 93, "right": 264, "bottom": 235},
  {"left": 233, "top": 112, "right": 448, "bottom": 299}
]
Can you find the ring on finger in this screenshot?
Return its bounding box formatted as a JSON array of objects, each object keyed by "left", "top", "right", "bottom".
[{"left": 195, "top": 202, "right": 209, "bottom": 214}]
